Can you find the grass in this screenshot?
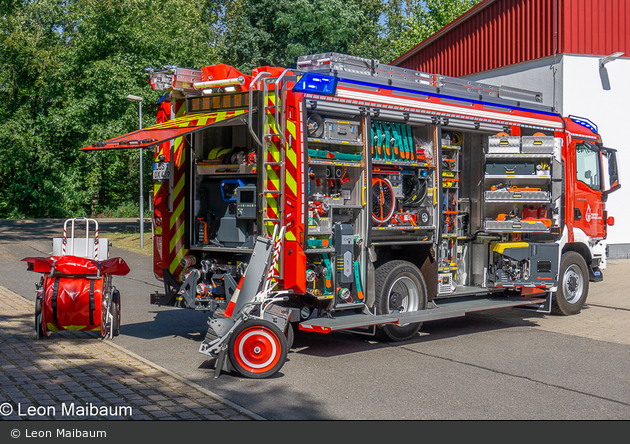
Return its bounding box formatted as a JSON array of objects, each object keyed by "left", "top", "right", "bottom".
[{"left": 105, "top": 232, "right": 154, "bottom": 256}]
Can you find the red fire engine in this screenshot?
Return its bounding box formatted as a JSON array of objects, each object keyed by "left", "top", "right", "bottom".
[{"left": 82, "top": 53, "right": 620, "bottom": 378}]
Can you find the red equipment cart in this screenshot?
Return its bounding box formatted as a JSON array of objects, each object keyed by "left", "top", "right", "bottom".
[{"left": 23, "top": 218, "right": 130, "bottom": 339}]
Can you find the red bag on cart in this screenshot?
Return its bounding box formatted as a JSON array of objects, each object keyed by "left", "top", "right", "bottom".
[{"left": 41, "top": 275, "right": 104, "bottom": 333}]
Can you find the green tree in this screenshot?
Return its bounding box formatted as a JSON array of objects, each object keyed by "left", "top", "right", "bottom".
[
  {"left": 383, "top": 0, "right": 481, "bottom": 63},
  {"left": 0, "top": 0, "right": 221, "bottom": 218},
  {"left": 218, "top": 0, "right": 388, "bottom": 73},
  {"left": 0, "top": 0, "right": 481, "bottom": 220}
]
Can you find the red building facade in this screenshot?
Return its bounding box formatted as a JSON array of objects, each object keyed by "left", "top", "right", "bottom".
[{"left": 393, "top": 0, "right": 629, "bottom": 76}]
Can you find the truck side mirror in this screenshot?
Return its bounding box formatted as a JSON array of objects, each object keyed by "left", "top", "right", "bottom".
[{"left": 602, "top": 148, "right": 621, "bottom": 195}]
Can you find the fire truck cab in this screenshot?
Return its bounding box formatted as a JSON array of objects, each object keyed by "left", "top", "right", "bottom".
[{"left": 83, "top": 53, "right": 620, "bottom": 378}]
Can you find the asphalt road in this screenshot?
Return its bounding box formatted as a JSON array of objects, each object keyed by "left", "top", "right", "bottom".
[{"left": 2, "top": 219, "right": 630, "bottom": 420}]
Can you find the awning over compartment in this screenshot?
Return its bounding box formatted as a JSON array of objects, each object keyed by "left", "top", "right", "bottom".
[{"left": 80, "top": 109, "right": 248, "bottom": 151}]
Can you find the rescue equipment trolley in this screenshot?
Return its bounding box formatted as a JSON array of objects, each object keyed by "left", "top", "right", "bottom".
[{"left": 23, "top": 218, "right": 130, "bottom": 339}]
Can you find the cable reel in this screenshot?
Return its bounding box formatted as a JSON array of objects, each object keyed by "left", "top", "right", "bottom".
[
  {"left": 307, "top": 113, "right": 324, "bottom": 138},
  {"left": 402, "top": 174, "right": 427, "bottom": 206},
  {"left": 371, "top": 177, "right": 396, "bottom": 225}
]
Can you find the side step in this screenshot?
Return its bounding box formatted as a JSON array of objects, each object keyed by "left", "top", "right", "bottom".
[{"left": 298, "top": 296, "right": 546, "bottom": 333}]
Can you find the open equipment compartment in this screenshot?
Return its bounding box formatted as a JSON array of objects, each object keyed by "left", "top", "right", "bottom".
[
  {"left": 481, "top": 131, "right": 564, "bottom": 290},
  {"left": 305, "top": 105, "right": 368, "bottom": 309},
  {"left": 191, "top": 113, "right": 260, "bottom": 252}
]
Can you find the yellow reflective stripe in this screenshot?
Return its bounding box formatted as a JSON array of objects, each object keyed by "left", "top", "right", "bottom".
[
  {"left": 170, "top": 222, "right": 185, "bottom": 252},
  {"left": 286, "top": 171, "right": 297, "bottom": 196},
  {"left": 145, "top": 110, "right": 245, "bottom": 130},
  {"left": 267, "top": 114, "right": 278, "bottom": 135},
  {"left": 285, "top": 231, "right": 296, "bottom": 241},
  {"left": 286, "top": 120, "right": 297, "bottom": 138},
  {"left": 170, "top": 199, "right": 185, "bottom": 230},
  {"left": 286, "top": 144, "right": 296, "bottom": 168},
  {"left": 46, "top": 324, "right": 98, "bottom": 332},
  {"left": 266, "top": 167, "right": 280, "bottom": 188},
  {"left": 268, "top": 143, "right": 280, "bottom": 161},
  {"left": 265, "top": 196, "right": 278, "bottom": 212},
  {"left": 170, "top": 246, "right": 186, "bottom": 273},
  {"left": 174, "top": 175, "right": 185, "bottom": 201}
]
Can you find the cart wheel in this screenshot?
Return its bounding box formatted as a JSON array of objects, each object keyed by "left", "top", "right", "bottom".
[
  {"left": 285, "top": 322, "right": 294, "bottom": 350},
  {"left": 110, "top": 299, "right": 120, "bottom": 337},
  {"left": 100, "top": 301, "right": 108, "bottom": 338},
  {"left": 35, "top": 298, "right": 47, "bottom": 339},
  {"left": 228, "top": 319, "right": 287, "bottom": 379}
]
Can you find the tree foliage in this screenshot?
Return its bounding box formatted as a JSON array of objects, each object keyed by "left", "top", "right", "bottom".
[
  {"left": 385, "top": 0, "right": 481, "bottom": 62},
  {"left": 0, "top": 0, "right": 478, "bottom": 219},
  {"left": 217, "top": 0, "right": 387, "bottom": 72}
]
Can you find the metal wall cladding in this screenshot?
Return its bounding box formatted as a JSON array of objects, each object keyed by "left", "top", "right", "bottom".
[
  {"left": 560, "top": 0, "right": 629, "bottom": 56},
  {"left": 394, "top": 0, "right": 629, "bottom": 77}
]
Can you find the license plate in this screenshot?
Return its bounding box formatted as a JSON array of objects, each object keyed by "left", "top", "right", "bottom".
[{"left": 153, "top": 162, "right": 170, "bottom": 181}]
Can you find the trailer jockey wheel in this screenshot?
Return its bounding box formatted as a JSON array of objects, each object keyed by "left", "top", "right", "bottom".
[
  {"left": 228, "top": 319, "right": 288, "bottom": 379},
  {"left": 372, "top": 177, "right": 396, "bottom": 225}
]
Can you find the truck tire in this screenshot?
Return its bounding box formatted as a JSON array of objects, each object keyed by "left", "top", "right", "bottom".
[
  {"left": 552, "top": 251, "right": 589, "bottom": 316},
  {"left": 374, "top": 260, "right": 428, "bottom": 341},
  {"left": 228, "top": 319, "right": 287, "bottom": 379}
]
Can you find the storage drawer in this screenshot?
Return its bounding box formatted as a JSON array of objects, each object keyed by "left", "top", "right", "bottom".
[
  {"left": 484, "top": 189, "right": 550, "bottom": 201},
  {"left": 521, "top": 136, "right": 556, "bottom": 154},
  {"left": 485, "top": 161, "right": 536, "bottom": 176},
  {"left": 324, "top": 119, "right": 361, "bottom": 143},
  {"left": 488, "top": 136, "right": 520, "bottom": 153},
  {"left": 484, "top": 219, "right": 550, "bottom": 232}
]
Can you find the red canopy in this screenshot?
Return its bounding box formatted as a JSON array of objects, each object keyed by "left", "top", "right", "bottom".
[
  {"left": 80, "top": 109, "right": 248, "bottom": 151},
  {"left": 23, "top": 256, "right": 130, "bottom": 276}
]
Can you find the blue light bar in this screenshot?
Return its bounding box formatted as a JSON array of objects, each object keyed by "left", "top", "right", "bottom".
[
  {"left": 293, "top": 73, "right": 338, "bottom": 96},
  {"left": 569, "top": 115, "right": 599, "bottom": 134}
]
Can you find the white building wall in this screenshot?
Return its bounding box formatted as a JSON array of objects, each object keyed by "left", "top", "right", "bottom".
[
  {"left": 464, "top": 54, "right": 630, "bottom": 245},
  {"left": 464, "top": 55, "right": 563, "bottom": 113},
  {"left": 562, "top": 55, "right": 630, "bottom": 246}
]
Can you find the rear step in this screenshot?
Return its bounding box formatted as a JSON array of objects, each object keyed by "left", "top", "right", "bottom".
[{"left": 298, "top": 296, "right": 547, "bottom": 333}]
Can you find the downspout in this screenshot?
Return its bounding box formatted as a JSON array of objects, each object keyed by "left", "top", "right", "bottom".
[{"left": 551, "top": 0, "right": 559, "bottom": 113}]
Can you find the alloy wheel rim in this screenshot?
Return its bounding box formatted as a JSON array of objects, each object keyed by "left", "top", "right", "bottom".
[{"left": 563, "top": 264, "right": 584, "bottom": 304}]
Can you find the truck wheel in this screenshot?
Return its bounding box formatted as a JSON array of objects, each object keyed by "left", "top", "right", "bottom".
[
  {"left": 374, "top": 260, "right": 428, "bottom": 341},
  {"left": 552, "top": 251, "right": 589, "bottom": 316},
  {"left": 228, "top": 319, "right": 287, "bottom": 379}
]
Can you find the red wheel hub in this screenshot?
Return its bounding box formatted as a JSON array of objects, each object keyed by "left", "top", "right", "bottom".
[{"left": 233, "top": 326, "right": 281, "bottom": 374}]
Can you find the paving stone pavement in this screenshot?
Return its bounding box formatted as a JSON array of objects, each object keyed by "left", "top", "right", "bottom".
[{"left": 0, "top": 286, "right": 261, "bottom": 421}]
